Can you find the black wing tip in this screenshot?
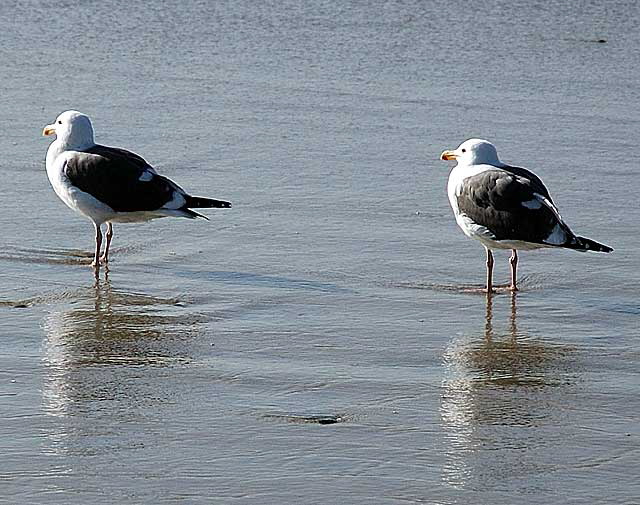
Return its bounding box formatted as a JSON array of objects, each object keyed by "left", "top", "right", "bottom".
[
  {"left": 208, "top": 200, "right": 231, "bottom": 208},
  {"left": 575, "top": 236, "right": 613, "bottom": 253},
  {"left": 187, "top": 195, "right": 232, "bottom": 209},
  {"left": 586, "top": 242, "right": 614, "bottom": 253}
]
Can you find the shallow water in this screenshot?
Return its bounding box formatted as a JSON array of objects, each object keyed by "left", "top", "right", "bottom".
[{"left": 1, "top": 0, "right": 639, "bottom": 503}]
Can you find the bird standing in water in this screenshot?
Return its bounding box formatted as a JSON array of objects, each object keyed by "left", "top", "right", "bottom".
[
  {"left": 440, "top": 138, "right": 612, "bottom": 292},
  {"left": 43, "top": 110, "right": 231, "bottom": 273}
]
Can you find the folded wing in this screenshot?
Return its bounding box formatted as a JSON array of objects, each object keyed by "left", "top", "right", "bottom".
[
  {"left": 456, "top": 167, "right": 574, "bottom": 246},
  {"left": 63, "top": 145, "right": 188, "bottom": 212}
]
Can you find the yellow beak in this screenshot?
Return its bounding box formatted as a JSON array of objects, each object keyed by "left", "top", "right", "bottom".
[
  {"left": 43, "top": 124, "right": 56, "bottom": 136},
  {"left": 440, "top": 149, "right": 457, "bottom": 161}
]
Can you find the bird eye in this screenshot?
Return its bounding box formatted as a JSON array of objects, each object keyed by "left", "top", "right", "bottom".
[
  {"left": 461, "top": 148, "right": 466, "bottom": 153},
  {"left": 57, "top": 120, "right": 62, "bottom": 124}
]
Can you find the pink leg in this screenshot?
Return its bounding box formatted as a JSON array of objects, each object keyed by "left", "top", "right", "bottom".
[
  {"left": 92, "top": 223, "right": 102, "bottom": 271},
  {"left": 509, "top": 249, "right": 519, "bottom": 292},
  {"left": 101, "top": 222, "right": 113, "bottom": 264},
  {"left": 485, "top": 247, "right": 494, "bottom": 293}
]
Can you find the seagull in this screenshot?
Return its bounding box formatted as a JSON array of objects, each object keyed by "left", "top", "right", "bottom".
[
  {"left": 43, "top": 110, "right": 231, "bottom": 271},
  {"left": 440, "top": 138, "right": 612, "bottom": 293}
]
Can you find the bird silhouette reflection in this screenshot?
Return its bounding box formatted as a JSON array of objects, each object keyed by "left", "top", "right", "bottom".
[
  {"left": 440, "top": 292, "right": 574, "bottom": 488},
  {"left": 41, "top": 278, "right": 201, "bottom": 455}
]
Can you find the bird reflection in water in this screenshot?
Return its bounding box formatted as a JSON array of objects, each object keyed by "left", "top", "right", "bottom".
[
  {"left": 41, "top": 277, "right": 202, "bottom": 454},
  {"left": 440, "top": 292, "right": 574, "bottom": 489}
]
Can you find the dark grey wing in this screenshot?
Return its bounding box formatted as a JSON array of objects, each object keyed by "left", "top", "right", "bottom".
[
  {"left": 500, "top": 165, "right": 553, "bottom": 200},
  {"left": 64, "top": 144, "right": 185, "bottom": 212},
  {"left": 457, "top": 169, "right": 573, "bottom": 244}
]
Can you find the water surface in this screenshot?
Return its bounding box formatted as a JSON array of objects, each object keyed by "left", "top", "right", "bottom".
[{"left": 1, "top": 0, "right": 639, "bottom": 503}]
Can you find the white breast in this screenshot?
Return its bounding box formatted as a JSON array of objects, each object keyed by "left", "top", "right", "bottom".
[
  {"left": 447, "top": 164, "right": 494, "bottom": 215},
  {"left": 45, "top": 146, "right": 116, "bottom": 224}
]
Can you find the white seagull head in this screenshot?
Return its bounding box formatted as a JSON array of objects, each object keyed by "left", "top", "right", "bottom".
[
  {"left": 440, "top": 138, "right": 502, "bottom": 167},
  {"left": 43, "top": 110, "right": 95, "bottom": 150}
]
